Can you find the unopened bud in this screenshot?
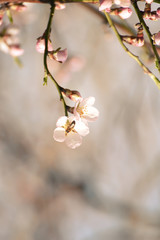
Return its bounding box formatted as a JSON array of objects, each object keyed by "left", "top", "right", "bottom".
[
  {"left": 114, "top": 0, "right": 130, "bottom": 8},
  {"left": 152, "top": 32, "right": 160, "bottom": 45},
  {"left": 36, "top": 37, "right": 53, "bottom": 53},
  {"left": 156, "top": 7, "right": 160, "bottom": 16},
  {"left": 9, "top": 44, "right": 24, "bottom": 56},
  {"left": 55, "top": 2, "right": 66, "bottom": 10},
  {"left": 145, "top": 0, "right": 153, "bottom": 4},
  {"left": 122, "top": 36, "right": 144, "bottom": 47},
  {"left": 6, "top": 25, "right": 19, "bottom": 35},
  {"left": 99, "top": 0, "right": 112, "bottom": 11},
  {"left": 62, "top": 88, "right": 82, "bottom": 102},
  {"left": 110, "top": 7, "right": 132, "bottom": 19},
  {"left": 10, "top": 3, "right": 27, "bottom": 12},
  {"left": 143, "top": 11, "right": 159, "bottom": 20},
  {"left": 49, "top": 48, "right": 68, "bottom": 63}
]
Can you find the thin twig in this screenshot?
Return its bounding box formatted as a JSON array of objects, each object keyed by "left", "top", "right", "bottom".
[
  {"left": 132, "top": 0, "right": 160, "bottom": 72},
  {"left": 44, "top": 3, "right": 68, "bottom": 116},
  {"left": 104, "top": 12, "right": 160, "bottom": 89}
]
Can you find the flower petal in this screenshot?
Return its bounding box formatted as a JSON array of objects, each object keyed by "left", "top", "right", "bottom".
[
  {"left": 80, "top": 97, "right": 95, "bottom": 107},
  {"left": 65, "top": 132, "right": 82, "bottom": 149},
  {"left": 56, "top": 116, "right": 68, "bottom": 127},
  {"left": 74, "top": 121, "right": 89, "bottom": 137},
  {"left": 83, "top": 106, "right": 99, "bottom": 122},
  {"left": 53, "top": 127, "right": 65, "bottom": 142},
  {"left": 99, "top": 0, "right": 112, "bottom": 11}
]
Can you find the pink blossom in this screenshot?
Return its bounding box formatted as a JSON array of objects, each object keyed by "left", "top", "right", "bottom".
[
  {"left": 99, "top": 0, "right": 112, "bottom": 11},
  {"left": 74, "top": 97, "right": 99, "bottom": 122},
  {"left": 145, "top": 0, "right": 153, "bottom": 4},
  {"left": 49, "top": 48, "right": 68, "bottom": 63},
  {"left": 55, "top": 2, "right": 66, "bottom": 10},
  {"left": 118, "top": 8, "right": 132, "bottom": 19},
  {"left": 157, "top": 8, "right": 160, "bottom": 17},
  {"left": 9, "top": 45, "right": 24, "bottom": 56},
  {"left": 114, "top": 0, "right": 130, "bottom": 7},
  {"left": 53, "top": 116, "right": 89, "bottom": 149},
  {"left": 53, "top": 48, "right": 68, "bottom": 63},
  {"left": 10, "top": 3, "right": 27, "bottom": 12},
  {"left": 152, "top": 32, "right": 160, "bottom": 45},
  {"left": 36, "top": 37, "right": 53, "bottom": 53}
]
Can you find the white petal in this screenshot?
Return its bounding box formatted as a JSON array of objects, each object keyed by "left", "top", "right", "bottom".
[
  {"left": 56, "top": 116, "right": 68, "bottom": 127},
  {"left": 74, "top": 121, "right": 89, "bottom": 137},
  {"left": 65, "top": 132, "right": 82, "bottom": 149},
  {"left": 80, "top": 97, "right": 95, "bottom": 107},
  {"left": 116, "top": 0, "right": 130, "bottom": 7},
  {"left": 83, "top": 106, "right": 99, "bottom": 122},
  {"left": 99, "top": 0, "right": 112, "bottom": 11},
  {"left": 53, "top": 127, "right": 65, "bottom": 142}
]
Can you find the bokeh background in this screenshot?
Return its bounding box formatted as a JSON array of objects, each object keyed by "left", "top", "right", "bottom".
[{"left": 0, "top": 2, "right": 160, "bottom": 240}]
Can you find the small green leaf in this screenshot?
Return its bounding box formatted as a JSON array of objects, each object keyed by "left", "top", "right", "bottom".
[
  {"left": 155, "top": 59, "right": 160, "bottom": 71},
  {"left": 14, "top": 57, "right": 23, "bottom": 68},
  {"left": 43, "top": 75, "right": 48, "bottom": 85},
  {"left": 6, "top": 10, "right": 13, "bottom": 24}
]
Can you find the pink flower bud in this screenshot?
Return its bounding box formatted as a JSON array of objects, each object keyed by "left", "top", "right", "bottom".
[
  {"left": 110, "top": 7, "right": 132, "bottom": 19},
  {"left": 143, "top": 11, "right": 159, "bottom": 20},
  {"left": 122, "top": 36, "right": 144, "bottom": 47},
  {"left": 99, "top": 0, "right": 112, "bottom": 11},
  {"left": 9, "top": 45, "right": 24, "bottom": 56},
  {"left": 157, "top": 7, "right": 160, "bottom": 16},
  {"left": 10, "top": 3, "right": 27, "bottom": 12},
  {"left": 52, "top": 48, "right": 68, "bottom": 63},
  {"left": 62, "top": 88, "right": 82, "bottom": 101},
  {"left": 55, "top": 2, "right": 66, "bottom": 10},
  {"left": 36, "top": 37, "right": 53, "bottom": 53},
  {"left": 114, "top": 0, "right": 130, "bottom": 8},
  {"left": 152, "top": 32, "right": 160, "bottom": 45},
  {"left": 146, "top": 0, "right": 153, "bottom": 4},
  {"left": 0, "top": 13, "right": 4, "bottom": 26}
]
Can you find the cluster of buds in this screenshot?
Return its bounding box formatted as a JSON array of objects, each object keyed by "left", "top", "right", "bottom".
[
  {"left": 122, "top": 23, "right": 144, "bottom": 47},
  {"left": 36, "top": 36, "right": 68, "bottom": 63},
  {"left": 0, "top": 25, "right": 24, "bottom": 56},
  {"left": 142, "top": 3, "right": 160, "bottom": 21},
  {"left": 0, "top": 3, "right": 26, "bottom": 26},
  {"left": 99, "top": 0, "right": 131, "bottom": 12},
  {"left": 53, "top": 89, "right": 99, "bottom": 149}
]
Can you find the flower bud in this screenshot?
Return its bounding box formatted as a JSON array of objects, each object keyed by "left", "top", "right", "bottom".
[
  {"left": 9, "top": 44, "right": 24, "bottom": 56},
  {"left": 62, "top": 88, "right": 82, "bottom": 102},
  {"left": 156, "top": 7, "right": 160, "bottom": 16},
  {"left": 36, "top": 37, "right": 53, "bottom": 53},
  {"left": 10, "top": 3, "right": 27, "bottom": 12},
  {"left": 110, "top": 7, "right": 132, "bottom": 19},
  {"left": 49, "top": 48, "right": 68, "bottom": 63},
  {"left": 99, "top": 0, "right": 112, "bottom": 11},
  {"left": 145, "top": 0, "right": 153, "bottom": 4},
  {"left": 152, "top": 32, "right": 160, "bottom": 45},
  {"left": 55, "top": 2, "right": 66, "bottom": 10},
  {"left": 114, "top": 0, "right": 130, "bottom": 8},
  {"left": 122, "top": 36, "right": 144, "bottom": 47}
]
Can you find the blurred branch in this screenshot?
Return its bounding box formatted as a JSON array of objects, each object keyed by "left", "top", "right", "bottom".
[
  {"left": 0, "top": 0, "right": 99, "bottom": 3},
  {"left": 104, "top": 12, "right": 160, "bottom": 90}
]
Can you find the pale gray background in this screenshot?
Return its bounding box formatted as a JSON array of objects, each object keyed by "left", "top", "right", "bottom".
[{"left": 0, "top": 2, "right": 160, "bottom": 240}]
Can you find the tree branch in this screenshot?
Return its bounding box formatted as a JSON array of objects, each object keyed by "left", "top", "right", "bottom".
[{"left": 0, "top": 0, "right": 99, "bottom": 4}]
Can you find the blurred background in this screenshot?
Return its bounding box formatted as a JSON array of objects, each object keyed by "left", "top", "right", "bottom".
[{"left": 0, "top": 2, "right": 160, "bottom": 240}]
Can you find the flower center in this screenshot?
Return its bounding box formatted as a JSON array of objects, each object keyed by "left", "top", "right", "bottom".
[{"left": 65, "top": 120, "right": 76, "bottom": 134}]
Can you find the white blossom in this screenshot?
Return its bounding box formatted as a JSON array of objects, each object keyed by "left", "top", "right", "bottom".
[
  {"left": 53, "top": 116, "right": 89, "bottom": 149},
  {"left": 74, "top": 97, "right": 99, "bottom": 122}
]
